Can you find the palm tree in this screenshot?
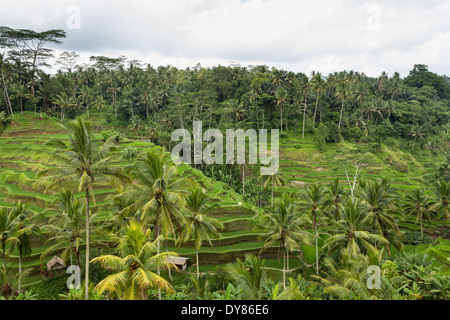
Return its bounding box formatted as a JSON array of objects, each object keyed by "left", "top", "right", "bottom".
[
  {"left": 336, "top": 76, "right": 349, "bottom": 131},
  {"left": 40, "top": 189, "right": 86, "bottom": 267},
  {"left": 179, "top": 187, "right": 224, "bottom": 279},
  {"left": 228, "top": 98, "right": 246, "bottom": 122},
  {"left": 90, "top": 220, "right": 177, "bottom": 300},
  {"left": 119, "top": 149, "right": 193, "bottom": 298},
  {"left": 409, "top": 124, "right": 425, "bottom": 150},
  {"left": 226, "top": 254, "right": 267, "bottom": 300},
  {"left": 0, "top": 206, "right": 33, "bottom": 288},
  {"left": 92, "top": 95, "right": 106, "bottom": 118},
  {"left": 254, "top": 193, "right": 310, "bottom": 288},
  {"left": 300, "top": 76, "right": 310, "bottom": 138},
  {"left": 311, "top": 71, "right": 326, "bottom": 128},
  {"left": 107, "top": 82, "right": 121, "bottom": 118},
  {"left": 11, "top": 83, "right": 31, "bottom": 115},
  {"left": 312, "top": 250, "right": 402, "bottom": 300},
  {"left": 402, "top": 188, "right": 435, "bottom": 239},
  {"left": 302, "top": 183, "right": 327, "bottom": 274},
  {"left": 0, "top": 53, "right": 14, "bottom": 117},
  {"left": 259, "top": 171, "right": 285, "bottom": 208},
  {"left": 275, "top": 87, "right": 287, "bottom": 132},
  {"left": 78, "top": 85, "right": 91, "bottom": 117},
  {"left": 322, "top": 199, "right": 388, "bottom": 258},
  {"left": 10, "top": 202, "right": 36, "bottom": 292},
  {"left": 431, "top": 179, "right": 449, "bottom": 224},
  {"left": 37, "top": 117, "right": 123, "bottom": 300},
  {"left": 324, "top": 177, "right": 345, "bottom": 221},
  {"left": 359, "top": 179, "right": 401, "bottom": 256},
  {"left": 149, "top": 90, "right": 161, "bottom": 122},
  {"left": 54, "top": 92, "right": 77, "bottom": 121},
  {"left": 128, "top": 115, "right": 143, "bottom": 139}
]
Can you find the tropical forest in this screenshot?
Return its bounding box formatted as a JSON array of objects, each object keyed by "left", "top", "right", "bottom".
[{"left": 0, "top": 26, "right": 449, "bottom": 302}]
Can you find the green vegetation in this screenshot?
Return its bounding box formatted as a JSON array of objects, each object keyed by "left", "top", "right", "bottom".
[{"left": 0, "top": 26, "right": 449, "bottom": 300}]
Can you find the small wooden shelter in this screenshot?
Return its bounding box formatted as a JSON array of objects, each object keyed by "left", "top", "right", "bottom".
[
  {"left": 47, "top": 255, "right": 65, "bottom": 272},
  {"left": 166, "top": 256, "right": 189, "bottom": 271}
]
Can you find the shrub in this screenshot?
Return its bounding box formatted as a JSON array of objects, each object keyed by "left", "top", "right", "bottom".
[
  {"left": 32, "top": 277, "right": 68, "bottom": 300},
  {"left": 121, "top": 146, "right": 138, "bottom": 162}
]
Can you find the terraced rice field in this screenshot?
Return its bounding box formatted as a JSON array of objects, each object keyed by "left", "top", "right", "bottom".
[{"left": 0, "top": 113, "right": 276, "bottom": 287}]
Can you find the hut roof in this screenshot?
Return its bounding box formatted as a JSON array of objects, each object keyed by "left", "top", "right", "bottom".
[
  {"left": 166, "top": 256, "right": 189, "bottom": 266},
  {"left": 47, "top": 255, "right": 65, "bottom": 271}
]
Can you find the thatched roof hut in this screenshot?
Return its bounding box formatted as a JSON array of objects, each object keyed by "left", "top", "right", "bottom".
[
  {"left": 47, "top": 256, "right": 65, "bottom": 271},
  {"left": 166, "top": 256, "right": 189, "bottom": 271}
]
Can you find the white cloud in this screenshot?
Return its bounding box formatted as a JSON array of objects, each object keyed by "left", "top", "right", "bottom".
[{"left": 1, "top": 0, "right": 449, "bottom": 76}]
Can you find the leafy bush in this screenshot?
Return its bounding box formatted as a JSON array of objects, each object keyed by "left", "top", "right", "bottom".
[
  {"left": 31, "top": 277, "right": 68, "bottom": 300},
  {"left": 121, "top": 146, "right": 138, "bottom": 162}
]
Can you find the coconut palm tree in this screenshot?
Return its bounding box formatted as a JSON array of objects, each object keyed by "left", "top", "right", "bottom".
[
  {"left": 54, "top": 92, "right": 77, "bottom": 121},
  {"left": 179, "top": 187, "right": 224, "bottom": 279},
  {"left": 92, "top": 95, "right": 106, "bottom": 118},
  {"left": 107, "top": 81, "right": 121, "bottom": 118},
  {"left": 312, "top": 250, "right": 403, "bottom": 300},
  {"left": 359, "top": 179, "right": 402, "bottom": 256},
  {"left": 119, "top": 149, "right": 193, "bottom": 298},
  {"left": 324, "top": 177, "right": 345, "bottom": 222},
  {"left": 0, "top": 206, "right": 34, "bottom": 289},
  {"left": 0, "top": 53, "right": 14, "bottom": 117},
  {"left": 322, "top": 199, "right": 388, "bottom": 258},
  {"left": 37, "top": 117, "right": 123, "bottom": 300},
  {"left": 336, "top": 75, "right": 349, "bottom": 131},
  {"left": 90, "top": 220, "right": 177, "bottom": 300},
  {"left": 409, "top": 124, "right": 425, "bottom": 150},
  {"left": 300, "top": 76, "right": 310, "bottom": 138},
  {"left": 431, "top": 179, "right": 449, "bottom": 224},
  {"left": 226, "top": 254, "right": 267, "bottom": 300},
  {"left": 40, "top": 189, "right": 87, "bottom": 267},
  {"left": 10, "top": 202, "right": 37, "bottom": 292},
  {"left": 255, "top": 193, "right": 310, "bottom": 288},
  {"left": 402, "top": 188, "right": 435, "bottom": 239},
  {"left": 78, "top": 85, "right": 93, "bottom": 117},
  {"left": 128, "top": 115, "right": 143, "bottom": 139},
  {"left": 11, "top": 83, "right": 31, "bottom": 115},
  {"left": 275, "top": 87, "right": 287, "bottom": 132},
  {"left": 259, "top": 170, "right": 285, "bottom": 208},
  {"left": 311, "top": 71, "right": 326, "bottom": 128},
  {"left": 302, "top": 183, "right": 327, "bottom": 274}
]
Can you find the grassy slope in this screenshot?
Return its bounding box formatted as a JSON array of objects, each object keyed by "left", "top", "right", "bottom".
[{"left": 1, "top": 112, "right": 448, "bottom": 287}]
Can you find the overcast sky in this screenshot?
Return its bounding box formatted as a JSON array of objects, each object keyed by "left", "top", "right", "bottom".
[{"left": 1, "top": 0, "right": 450, "bottom": 77}]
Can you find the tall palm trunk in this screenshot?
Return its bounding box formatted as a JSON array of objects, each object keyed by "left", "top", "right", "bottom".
[
  {"left": 85, "top": 188, "right": 90, "bottom": 300},
  {"left": 280, "top": 103, "right": 283, "bottom": 132},
  {"left": 242, "top": 168, "right": 245, "bottom": 196},
  {"left": 271, "top": 179, "right": 274, "bottom": 208},
  {"left": 196, "top": 247, "right": 200, "bottom": 280},
  {"left": 283, "top": 247, "right": 286, "bottom": 290},
  {"left": 313, "top": 213, "right": 319, "bottom": 274},
  {"left": 156, "top": 226, "right": 161, "bottom": 300},
  {"left": 420, "top": 219, "right": 423, "bottom": 239},
  {"left": 18, "top": 246, "right": 22, "bottom": 291},
  {"left": 302, "top": 96, "right": 307, "bottom": 138},
  {"left": 313, "top": 93, "right": 319, "bottom": 128},
  {"left": 338, "top": 99, "right": 345, "bottom": 131},
  {"left": 1, "top": 70, "right": 14, "bottom": 118}
]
